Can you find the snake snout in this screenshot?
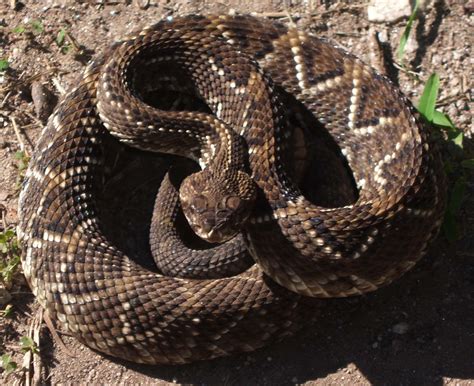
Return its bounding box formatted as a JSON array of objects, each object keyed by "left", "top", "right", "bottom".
[{"left": 193, "top": 215, "right": 239, "bottom": 244}]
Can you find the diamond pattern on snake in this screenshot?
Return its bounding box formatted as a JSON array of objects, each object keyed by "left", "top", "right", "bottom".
[{"left": 18, "top": 15, "right": 446, "bottom": 364}]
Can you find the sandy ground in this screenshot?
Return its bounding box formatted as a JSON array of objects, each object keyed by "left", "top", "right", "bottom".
[{"left": 0, "top": 0, "right": 473, "bottom": 385}]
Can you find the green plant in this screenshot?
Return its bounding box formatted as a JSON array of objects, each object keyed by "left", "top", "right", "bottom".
[
  {"left": 11, "top": 20, "right": 44, "bottom": 36},
  {"left": 0, "top": 229, "right": 22, "bottom": 288},
  {"left": 0, "top": 59, "right": 9, "bottom": 72},
  {"left": 0, "top": 354, "right": 17, "bottom": 375},
  {"left": 56, "top": 27, "right": 72, "bottom": 54},
  {"left": 14, "top": 151, "right": 30, "bottom": 188},
  {"left": 0, "top": 304, "right": 13, "bottom": 318},
  {"left": 417, "top": 74, "right": 472, "bottom": 241},
  {"left": 11, "top": 25, "right": 26, "bottom": 34},
  {"left": 14, "top": 151, "right": 29, "bottom": 175},
  {"left": 395, "top": 2, "right": 471, "bottom": 242},
  {"left": 30, "top": 20, "right": 44, "bottom": 35},
  {"left": 20, "top": 336, "right": 39, "bottom": 355}
]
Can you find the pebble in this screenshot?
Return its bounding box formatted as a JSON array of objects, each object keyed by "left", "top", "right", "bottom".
[
  {"left": 392, "top": 322, "right": 410, "bottom": 334},
  {"left": 367, "top": 0, "right": 413, "bottom": 23}
]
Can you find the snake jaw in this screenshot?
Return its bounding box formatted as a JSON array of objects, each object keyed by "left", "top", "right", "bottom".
[{"left": 194, "top": 222, "right": 235, "bottom": 244}]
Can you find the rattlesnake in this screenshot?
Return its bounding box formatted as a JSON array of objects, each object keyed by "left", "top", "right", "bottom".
[{"left": 18, "top": 15, "right": 446, "bottom": 364}]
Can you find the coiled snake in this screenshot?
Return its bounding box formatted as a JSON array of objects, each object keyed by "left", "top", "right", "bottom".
[{"left": 18, "top": 15, "right": 446, "bottom": 364}]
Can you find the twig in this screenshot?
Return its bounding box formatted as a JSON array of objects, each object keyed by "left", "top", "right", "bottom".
[
  {"left": 334, "top": 32, "right": 362, "bottom": 37},
  {"left": 11, "top": 117, "right": 30, "bottom": 157},
  {"left": 21, "top": 110, "right": 44, "bottom": 128},
  {"left": 32, "top": 309, "right": 43, "bottom": 386},
  {"left": 254, "top": 11, "right": 294, "bottom": 19},
  {"left": 255, "top": 4, "right": 366, "bottom": 21},
  {"left": 392, "top": 62, "right": 421, "bottom": 78},
  {"left": 285, "top": 9, "right": 296, "bottom": 28},
  {"left": 20, "top": 308, "right": 43, "bottom": 386},
  {"left": 436, "top": 93, "right": 463, "bottom": 107},
  {"left": 64, "top": 31, "right": 82, "bottom": 53},
  {"left": 43, "top": 310, "right": 76, "bottom": 358},
  {"left": 0, "top": 72, "right": 43, "bottom": 94},
  {"left": 0, "top": 90, "right": 12, "bottom": 109}
]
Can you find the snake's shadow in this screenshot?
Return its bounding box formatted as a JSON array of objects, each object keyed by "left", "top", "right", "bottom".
[{"left": 94, "top": 89, "right": 473, "bottom": 385}]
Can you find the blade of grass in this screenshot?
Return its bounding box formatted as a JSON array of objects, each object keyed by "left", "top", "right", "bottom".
[
  {"left": 417, "top": 73, "right": 439, "bottom": 121},
  {"left": 397, "top": 0, "right": 419, "bottom": 62},
  {"left": 56, "top": 28, "right": 66, "bottom": 46}
]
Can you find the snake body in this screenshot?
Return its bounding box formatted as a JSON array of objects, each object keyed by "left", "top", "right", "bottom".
[{"left": 18, "top": 15, "right": 446, "bottom": 364}]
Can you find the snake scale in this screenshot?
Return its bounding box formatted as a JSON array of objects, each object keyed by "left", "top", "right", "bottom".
[{"left": 18, "top": 15, "right": 446, "bottom": 364}]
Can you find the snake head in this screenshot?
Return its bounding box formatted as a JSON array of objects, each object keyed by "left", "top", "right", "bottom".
[{"left": 179, "top": 170, "right": 256, "bottom": 243}]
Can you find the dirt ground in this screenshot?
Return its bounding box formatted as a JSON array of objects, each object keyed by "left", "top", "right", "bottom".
[{"left": 0, "top": 0, "right": 473, "bottom": 385}]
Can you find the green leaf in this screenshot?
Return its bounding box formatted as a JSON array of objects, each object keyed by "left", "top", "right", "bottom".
[
  {"left": 20, "top": 336, "right": 39, "bottom": 354},
  {"left": 12, "top": 25, "right": 25, "bottom": 34},
  {"left": 56, "top": 28, "right": 66, "bottom": 46},
  {"left": 30, "top": 20, "right": 44, "bottom": 34},
  {"left": 1, "top": 304, "right": 13, "bottom": 318},
  {"left": 461, "top": 159, "right": 474, "bottom": 169},
  {"left": 0, "top": 59, "right": 9, "bottom": 71},
  {"left": 0, "top": 255, "right": 21, "bottom": 284},
  {"left": 417, "top": 73, "right": 439, "bottom": 121},
  {"left": 0, "top": 232, "right": 7, "bottom": 253},
  {"left": 1, "top": 354, "right": 17, "bottom": 375},
  {"left": 397, "top": 0, "right": 419, "bottom": 61},
  {"left": 61, "top": 44, "right": 71, "bottom": 54},
  {"left": 432, "top": 110, "right": 455, "bottom": 129},
  {"left": 453, "top": 132, "right": 463, "bottom": 149},
  {"left": 4, "top": 229, "right": 15, "bottom": 240},
  {"left": 14, "top": 151, "right": 25, "bottom": 160}
]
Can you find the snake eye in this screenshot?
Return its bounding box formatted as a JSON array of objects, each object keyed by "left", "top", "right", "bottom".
[
  {"left": 226, "top": 196, "right": 241, "bottom": 211},
  {"left": 191, "top": 195, "right": 208, "bottom": 213}
]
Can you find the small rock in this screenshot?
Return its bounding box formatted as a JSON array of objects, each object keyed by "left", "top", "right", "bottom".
[
  {"left": 392, "top": 322, "right": 410, "bottom": 334},
  {"left": 464, "top": 1, "right": 474, "bottom": 14},
  {"left": 31, "top": 81, "right": 55, "bottom": 123},
  {"left": 134, "top": 0, "right": 150, "bottom": 10},
  {"left": 368, "top": 0, "right": 413, "bottom": 23}
]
